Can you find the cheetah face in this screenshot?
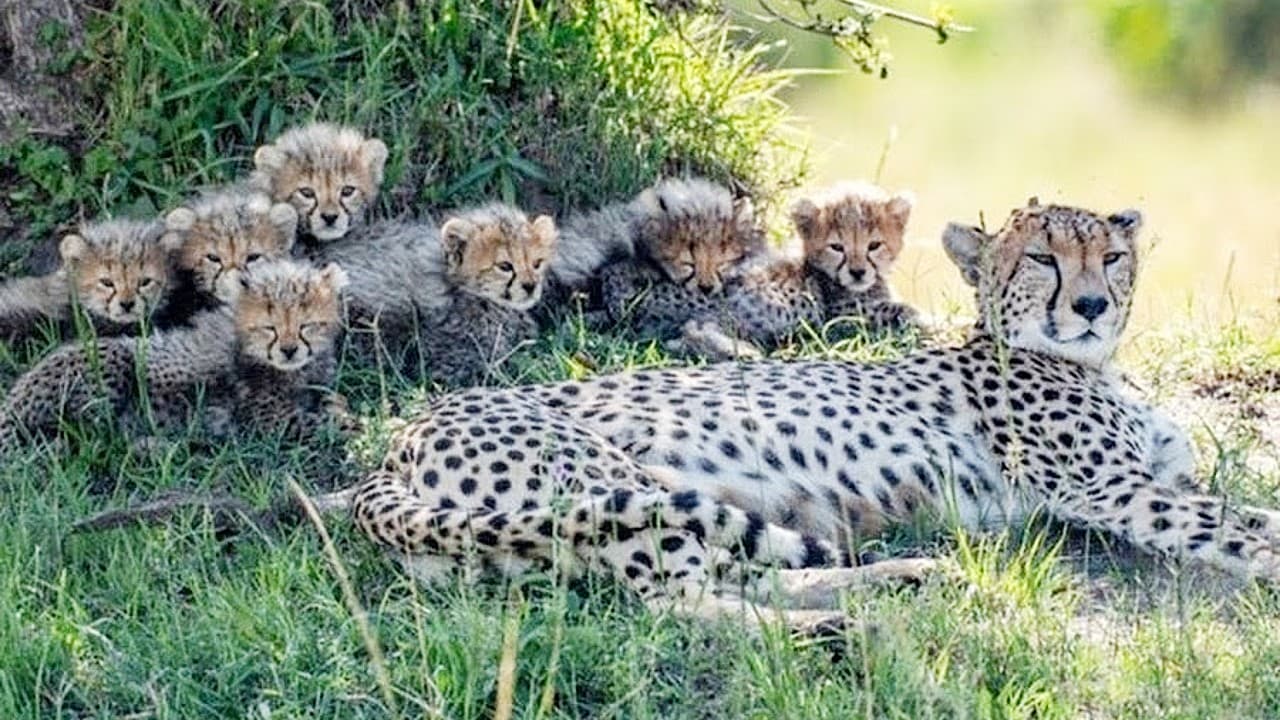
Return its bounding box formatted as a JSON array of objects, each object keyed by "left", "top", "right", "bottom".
[
  {"left": 637, "top": 185, "right": 761, "bottom": 295},
  {"left": 166, "top": 195, "right": 298, "bottom": 304},
  {"left": 60, "top": 220, "right": 181, "bottom": 325},
  {"left": 252, "top": 124, "right": 388, "bottom": 243},
  {"left": 235, "top": 260, "right": 347, "bottom": 372},
  {"left": 792, "top": 184, "right": 912, "bottom": 293},
  {"left": 442, "top": 211, "right": 558, "bottom": 311},
  {"left": 944, "top": 199, "right": 1141, "bottom": 367}
]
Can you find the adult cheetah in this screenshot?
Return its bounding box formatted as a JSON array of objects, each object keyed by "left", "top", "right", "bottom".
[{"left": 350, "top": 199, "right": 1279, "bottom": 630}]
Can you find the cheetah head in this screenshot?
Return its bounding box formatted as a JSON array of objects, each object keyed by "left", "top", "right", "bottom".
[
  {"left": 792, "top": 182, "right": 913, "bottom": 293},
  {"left": 166, "top": 190, "right": 299, "bottom": 305},
  {"left": 60, "top": 219, "right": 182, "bottom": 326},
  {"left": 943, "top": 198, "right": 1141, "bottom": 368},
  {"left": 635, "top": 177, "right": 763, "bottom": 295},
  {"left": 441, "top": 204, "right": 558, "bottom": 311},
  {"left": 251, "top": 122, "right": 388, "bottom": 243},
  {"left": 235, "top": 259, "right": 348, "bottom": 372}
]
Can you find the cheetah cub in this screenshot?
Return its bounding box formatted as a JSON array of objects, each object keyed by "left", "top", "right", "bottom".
[
  {"left": 249, "top": 122, "right": 388, "bottom": 250},
  {"left": 318, "top": 203, "right": 557, "bottom": 385},
  {"left": 597, "top": 177, "right": 766, "bottom": 340},
  {"left": 681, "top": 181, "right": 917, "bottom": 360},
  {"left": 0, "top": 219, "right": 180, "bottom": 344},
  {"left": 0, "top": 259, "right": 349, "bottom": 453},
  {"left": 157, "top": 187, "right": 299, "bottom": 325}
]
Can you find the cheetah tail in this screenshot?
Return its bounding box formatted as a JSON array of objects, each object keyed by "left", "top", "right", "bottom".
[{"left": 351, "top": 472, "right": 838, "bottom": 570}]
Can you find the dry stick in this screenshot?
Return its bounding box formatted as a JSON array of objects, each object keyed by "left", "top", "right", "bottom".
[{"left": 287, "top": 478, "right": 420, "bottom": 720}]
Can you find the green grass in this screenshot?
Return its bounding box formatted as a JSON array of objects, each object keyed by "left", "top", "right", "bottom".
[{"left": 3, "top": 313, "right": 1280, "bottom": 719}]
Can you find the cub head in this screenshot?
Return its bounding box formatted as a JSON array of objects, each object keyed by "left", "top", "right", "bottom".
[
  {"left": 59, "top": 219, "right": 182, "bottom": 326},
  {"left": 441, "top": 204, "right": 558, "bottom": 310},
  {"left": 166, "top": 189, "right": 298, "bottom": 304},
  {"left": 251, "top": 122, "right": 388, "bottom": 243},
  {"left": 634, "top": 177, "right": 762, "bottom": 295},
  {"left": 943, "top": 198, "right": 1142, "bottom": 368},
  {"left": 792, "top": 181, "right": 913, "bottom": 293},
  {"left": 235, "top": 259, "right": 348, "bottom": 372}
]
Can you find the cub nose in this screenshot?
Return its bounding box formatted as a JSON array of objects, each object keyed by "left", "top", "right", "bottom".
[
  {"left": 1071, "top": 295, "right": 1109, "bottom": 321},
  {"left": 320, "top": 212, "right": 339, "bottom": 225},
  {"left": 697, "top": 281, "right": 716, "bottom": 295},
  {"left": 278, "top": 344, "right": 299, "bottom": 360},
  {"left": 521, "top": 281, "right": 537, "bottom": 294},
  {"left": 850, "top": 268, "right": 867, "bottom": 282},
  {"left": 118, "top": 299, "right": 136, "bottom": 313}
]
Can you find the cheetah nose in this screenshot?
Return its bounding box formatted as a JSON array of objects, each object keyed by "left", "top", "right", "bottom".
[
  {"left": 697, "top": 282, "right": 716, "bottom": 295},
  {"left": 521, "top": 281, "right": 537, "bottom": 294},
  {"left": 279, "top": 344, "right": 299, "bottom": 360},
  {"left": 850, "top": 268, "right": 867, "bottom": 281},
  {"left": 118, "top": 299, "right": 136, "bottom": 313},
  {"left": 320, "top": 212, "right": 339, "bottom": 225},
  {"left": 1071, "top": 295, "right": 1109, "bottom": 321}
]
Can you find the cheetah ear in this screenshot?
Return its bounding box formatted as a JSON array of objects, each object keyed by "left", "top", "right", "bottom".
[
  {"left": 361, "top": 138, "right": 389, "bottom": 187},
  {"left": 531, "top": 214, "right": 558, "bottom": 248},
  {"left": 440, "top": 218, "right": 475, "bottom": 266},
  {"left": 59, "top": 233, "right": 89, "bottom": 264},
  {"left": 253, "top": 144, "right": 287, "bottom": 172},
  {"left": 637, "top": 185, "right": 667, "bottom": 215},
  {"left": 1107, "top": 209, "right": 1143, "bottom": 240},
  {"left": 886, "top": 191, "right": 914, "bottom": 229},
  {"left": 942, "top": 222, "right": 990, "bottom": 287},
  {"left": 165, "top": 207, "right": 197, "bottom": 233},
  {"left": 268, "top": 202, "right": 299, "bottom": 246},
  {"left": 318, "top": 262, "right": 349, "bottom": 293},
  {"left": 790, "top": 198, "right": 820, "bottom": 239},
  {"left": 732, "top": 195, "right": 754, "bottom": 225},
  {"left": 1026, "top": 196, "right": 1041, "bottom": 208}
]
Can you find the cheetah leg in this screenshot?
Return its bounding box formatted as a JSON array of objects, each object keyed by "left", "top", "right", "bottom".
[
  {"left": 583, "top": 527, "right": 851, "bottom": 634},
  {"left": 678, "top": 318, "right": 764, "bottom": 361},
  {"left": 352, "top": 470, "right": 837, "bottom": 571},
  {"left": 1046, "top": 477, "right": 1280, "bottom": 580},
  {"left": 728, "top": 559, "right": 945, "bottom": 609}
]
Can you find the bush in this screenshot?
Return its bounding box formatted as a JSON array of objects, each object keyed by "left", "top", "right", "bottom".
[{"left": 1, "top": 0, "right": 808, "bottom": 271}]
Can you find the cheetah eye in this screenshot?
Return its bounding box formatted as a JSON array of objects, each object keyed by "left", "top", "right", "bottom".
[
  {"left": 98, "top": 278, "right": 115, "bottom": 288},
  {"left": 297, "top": 187, "right": 316, "bottom": 200},
  {"left": 533, "top": 259, "right": 544, "bottom": 270},
  {"left": 1103, "top": 252, "right": 1125, "bottom": 266},
  {"left": 868, "top": 241, "right": 883, "bottom": 251},
  {"left": 139, "top": 277, "right": 154, "bottom": 288},
  {"left": 496, "top": 261, "right": 515, "bottom": 273},
  {"left": 827, "top": 243, "right": 844, "bottom": 253},
  {"left": 1027, "top": 253, "right": 1056, "bottom": 267},
  {"left": 340, "top": 185, "right": 357, "bottom": 198},
  {"left": 206, "top": 253, "right": 222, "bottom": 264},
  {"left": 246, "top": 253, "right": 263, "bottom": 263}
]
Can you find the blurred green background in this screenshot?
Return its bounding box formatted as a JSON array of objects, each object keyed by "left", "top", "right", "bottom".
[{"left": 736, "top": 0, "right": 1280, "bottom": 334}]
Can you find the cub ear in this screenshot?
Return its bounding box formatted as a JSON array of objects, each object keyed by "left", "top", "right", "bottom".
[
  {"left": 165, "top": 207, "right": 197, "bottom": 232},
  {"left": 636, "top": 185, "right": 666, "bottom": 215},
  {"left": 440, "top": 218, "right": 474, "bottom": 265},
  {"left": 59, "top": 233, "right": 89, "bottom": 264},
  {"left": 1107, "top": 209, "right": 1143, "bottom": 239},
  {"left": 268, "top": 202, "right": 299, "bottom": 247},
  {"left": 253, "top": 145, "right": 287, "bottom": 173},
  {"left": 531, "top": 214, "right": 558, "bottom": 247},
  {"left": 942, "top": 222, "right": 990, "bottom": 287},
  {"left": 361, "top": 138, "right": 389, "bottom": 186},
  {"left": 732, "top": 195, "right": 754, "bottom": 225},
  {"left": 886, "top": 191, "right": 915, "bottom": 228},
  {"left": 790, "top": 198, "right": 821, "bottom": 239},
  {"left": 318, "top": 262, "right": 349, "bottom": 293}
]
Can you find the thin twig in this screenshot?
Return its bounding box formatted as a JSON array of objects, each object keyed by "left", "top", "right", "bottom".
[{"left": 832, "top": 0, "right": 973, "bottom": 33}]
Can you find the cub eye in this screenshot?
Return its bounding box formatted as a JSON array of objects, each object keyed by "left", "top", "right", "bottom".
[
  {"left": 139, "top": 277, "right": 154, "bottom": 288},
  {"left": 98, "top": 278, "right": 115, "bottom": 288},
  {"left": 340, "top": 185, "right": 357, "bottom": 197},
  {"left": 1027, "top": 253, "right": 1056, "bottom": 267},
  {"left": 496, "top": 261, "right": 515, "bottom": 273},
  {"left": 205, "top": 253, "right": 222, "bottom": 264},
  {"left": 1103, "top": 252, "right": 1125, "bottom": 266},
  {"left": 532, "top": 259, "right": 544, "bottom": 270},
  {"left": 868, "top": 241, "right": 883, "bottom": 251},
  {"left": 827, "top": 243, "right": 844, "bottom": 253},
  {"left": 297, "top": 187, "right": 316, "bottom": 200},
  {"left": 246, "top": 253, "right": 263, "bottom": 263}
]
